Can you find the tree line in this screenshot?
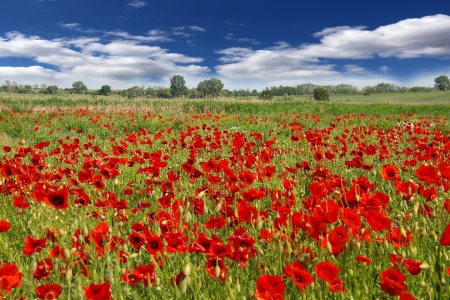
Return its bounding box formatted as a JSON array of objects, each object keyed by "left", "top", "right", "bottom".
[{"left": 1, "top": 75, "right": 449, "bottom": 99}]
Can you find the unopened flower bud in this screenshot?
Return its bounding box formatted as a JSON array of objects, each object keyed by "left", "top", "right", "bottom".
[
  {"left": 183, "top": 263, "right": 191, "bottom": 276},
  {"left": 419, "top": 262, "right": 430, "bottom": 270}
]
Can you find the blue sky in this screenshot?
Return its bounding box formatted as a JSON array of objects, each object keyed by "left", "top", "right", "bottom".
[{"left": 1, "top": 0, "right": 450, "bottom": 91}]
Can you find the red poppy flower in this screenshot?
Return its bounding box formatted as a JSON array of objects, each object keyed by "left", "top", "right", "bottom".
[
  {"left": 208, "top": 242, "right": 232, "bottom": 259},
  {"left": 444, "top": 199, "right": 450, "bottom": 214},
  {"left": 206, "top": 258, "right": 227, "bottom": 282},
  {"left": 415, "top": 164, "right": 440, "bottom": 185},
  {"left": 162, "top": 232, "right": 187, "bottom": 253},
  {"left": 145, "top": 234, "right": 164, "bottom": 255},
  {"left": 340, "top": 208, "right": 361, "bottom": 231},
  {"left": 283, "top": 262, "right": 314, "bottom": 292},
  {"left": 134, "top": 264, "right": 156, "bottom": 287},
  {"left": 83, "top": 281, "right": 111, "bottom": 300},
  {"left": 0, "top": 263, "right": 22, "bottom": 294},
  {"left": 355, "top": 255, "right": 371, "bottom": 265},
  {"left": 379, "top": 268, "right": 408, "bottom": 296},
  {"left": 13, "top": 196, "right": 30, "bottom": 209},
  {"left": 254, "top": 274, "right": 285, "bottom": 300},
  {"left": 361, "top": 209, "right": 391, "bottom": 232},
  {"left": 314, "top": 261, "right": 340, "bottom": 282},
  {"left": 23, "top": 236, "right": 47, "bottom": 256},
  {"left": 239, "top": 171, "right": 256, "bottom": 185},
  {"left": 121, "top": 270, "right": 142, "bottom": 286},
  {"left": 128, "top": 232, "right": 145, "bottom": 251},
  {"left": 35, "top": 283, "right": 62, "bottom": 299},
  {"left": 439, "top": 161, "right": 450, "bottom": 181},
  {"left": 42, "top": 186, "right": 69, "bottom": 210},
  {"left": 381, "top": 164, "right": 399, "bottom": 181},
  {"left": 0, "top": 220, "right": 11, "bottom": 233},
  {"left": 327, "top": 277, "right": 346, "bottom": 292},
  {"left": 440, "top": 224, "right": 450, "bottom": 246},
  {"left": 49, "top": 245, "right": 66, "bottom": 259},
  {"left": 402, "top": 259, "right": 422, "bottom": 275},
  {"left": 204, "top": 215, "right": 226, "bottom": 230},
  {"left": 91, "top": 222, "right": 109, "bottom": 258},
  {"left": 33, "top": 258, "right": 53, "bottom": 280}
]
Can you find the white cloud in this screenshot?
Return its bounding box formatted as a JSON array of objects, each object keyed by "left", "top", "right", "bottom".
[
  {"left": 60, "top": 23, "right": 171, "bottom": 42},
  {"left": 379, "top": 66, "right": 389, "bottom": 72},
  {"left": 225, "top": 33, "right": 260, "bottom": 45},
  {"left": 344, "top": 64, "right": 369, "bottom": 74},
  {"left": 126, "top": 1, "right": 148, "bottom": 9},
  {"left": 215, "top": 14, "right": 450, "bottom": 84},
  {"left": 0, "top": 31, "right": 209, "bottom": 89},
  {"left": 171, "top": 26, "right": 206, "bottom": 38}
]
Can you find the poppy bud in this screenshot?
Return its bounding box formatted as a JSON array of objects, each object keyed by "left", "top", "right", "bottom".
[
  {"left": 64, "top": 248, "right": 71, "bottom": 258},
  {"left": 215, "top": 202, "right": 222, "bottom": 213},
  {"left": 108, "top": 269, "right": 114, "bottom": 283},
  {"left": 184, "top": 211, "right": 191, "bottom": 222},
  {"left": 272, "top": 232, "right": 281, "bottom": 241},
  {"left": 129, "top": 253, "right": 138, "bottom": 259},
  {"left": 430, "top": 231, "right": 438, "bottom": 242},
  {"left": 66, "top": 268, "right": 73, "bottom": 281},
  {"left": 179, "top": 275, "right": 190, "bottom": 293},
  {"left": 400, "top": 227, "right": 407, "bottom": 238},
  {"left": 236, "top": 278, "right": 241, "bottom": 292},
  {"left": 183, "top": 263, "right": 191, "bottom": 276},
  {"left": 214, "top": 264, "right": 220, "bottom": 278},
  {"left": 410, "top": 246, "right": 417, "bottom": 256},
  {"left": 326, "top": 240, "right": 332, "bottom": 254},
  {"left": 413, "top": 202, "right": 419, "bottom": 215},
  {"left": 419, "top": 262, "right": 430, "bottom": 269}
]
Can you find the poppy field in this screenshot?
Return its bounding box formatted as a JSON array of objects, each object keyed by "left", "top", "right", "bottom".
[{"left": 0, "top": 102, "right": 450, "bottom": 299}]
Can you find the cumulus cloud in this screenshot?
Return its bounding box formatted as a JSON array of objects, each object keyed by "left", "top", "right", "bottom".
[
  {"left": 216, "top": 14, "right": 450, "bottom": 82},
  {"left": 0, "top": 31, "right": 209, "bottom": 88},
  {"left": 379, "top": 66, "right": 389, "bottom": 72},
  {"left": 126, "top": 1, "right": 148, "bottom": 9}
]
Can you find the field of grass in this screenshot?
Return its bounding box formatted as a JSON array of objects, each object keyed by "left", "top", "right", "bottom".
[{"left": 0, "top": 97, "right": 449, "bottom": 299}]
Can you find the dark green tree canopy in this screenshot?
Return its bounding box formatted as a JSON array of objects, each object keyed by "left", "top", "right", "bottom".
[
  {"left": 170, "top": 75, "right": 188, "bottom": 97},
  {"left": 434, "top": 75, "right": 450, "bottom": 91},
  {"left": 197, "top": 78, "right": 224, "bottom": 98},
  {"left": 46, "top": 85, "right": 59, "bottom": 94},
  {"left": 259, "top": 90, "right": 273, "bottom": 100},
  {"left": 72, "top": 81, "right": 88, "bottom": 94},
  {"left": 313, "top": 88, "right": 330, "bottom": 101},
  {"left": 98, "top": 85, "right": 112, "bottom": 96}
]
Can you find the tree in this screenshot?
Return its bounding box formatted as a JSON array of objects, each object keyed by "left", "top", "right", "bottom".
[
  {"left": 197, "top": 78, "right": 224, "bottom": 98},
  {"left": 170, "top": 75, "right": 188, "bottom": 98},
  {"left": 46, "top": 85, "right": 59, "bottom": 94},
  {"left": 98, "top": 85, "right": 111, "bottom": 96},
  {"left": 434, "top": 75, "right": 450, "bottom": 91},
  {"left": 313, "top": 88, "right": 330, "bottom": 101},
  {"left": 259, "top": 90, "right": 273, "bottom": 100},
  {"left": 72, "top": 81, "right": 88, "bottom": 94}
]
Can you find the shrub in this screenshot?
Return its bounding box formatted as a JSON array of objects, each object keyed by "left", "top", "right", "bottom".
[
  {"left": 313, "top": 88, "right": 329, "bottom": 101},
  {"left": 363, "top": 92, "right": 370, "bottom": 96},
  {"left": 259, "top": 90, "right": 273, "bottom": 100}
]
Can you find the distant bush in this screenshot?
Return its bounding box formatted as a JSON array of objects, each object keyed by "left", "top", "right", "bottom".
[
  {"left": 313, "top": 88, "right": 329, "bottom": 101},
  {"left": 363, "top": 92, "right": 370, "bottom": 96},
  {"left": 259, "top": 90, "right": 273, "bottom": 100}
]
